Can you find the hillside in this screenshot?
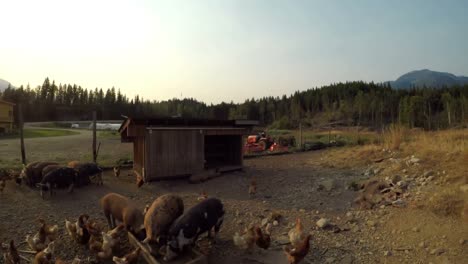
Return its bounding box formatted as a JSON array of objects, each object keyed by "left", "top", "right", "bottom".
[
  {"left": 0, "top": 79, "right": 11, "bottom": 91},
  {"left": 389, "top": 69, "right": 468, "bottom": 89}
]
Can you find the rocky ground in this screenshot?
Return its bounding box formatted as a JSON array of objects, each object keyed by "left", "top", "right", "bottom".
[{"left": 1, "top": 143, "right": 467, "bottom": 264}]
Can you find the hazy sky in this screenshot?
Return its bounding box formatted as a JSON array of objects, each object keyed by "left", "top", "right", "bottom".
[{"left": 1, "top": 0, "right": 467, "bottom": 103}]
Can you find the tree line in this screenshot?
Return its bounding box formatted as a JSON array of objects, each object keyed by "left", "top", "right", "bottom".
[{"left": 1, "top": 77, "right": 467, "bottom": 130}]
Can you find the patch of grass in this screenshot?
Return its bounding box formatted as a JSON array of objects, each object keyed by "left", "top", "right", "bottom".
[
  {"left": 427, "top": 188, "right": 465, "bottom": 218},
  {"left": 383, "top": 124, "right": 407, "bottom": 150},
  {"left": 98, "top": 130, "right": 120, "bottom": 139},
  {"left": 0, "top": 128, "right": 79, "bottom": 140}
]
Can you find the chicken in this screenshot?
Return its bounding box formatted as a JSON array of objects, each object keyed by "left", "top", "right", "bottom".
[
  {"left": 88, "top": 233, "right": 103, "bottom": 253},
  {"left": 288, "top": 218, "right": 306, "bottom": 247},
  {"left": 248, "top": 180, "right": 257, "bottom": 197},
  {"left": 97, "top": 232, "right": 115, "bottom": 260},
  {"left": 4, "top": 240, "right": 20, "bottom": 264},
  {"left": 113, "top": 167, "right": 120, "bottom": 178},
  {"left": 0, "top": 180, "right": 5, "bottom": 194},
  {"left": 38, "top": 219, "right": 59, "bottom": 242},
  {"left": 33, "top": 241, "right": 55, "bottom": 264},
  {"left": 197, "top": 191, "right": 208, "bottom": 201},
  {"left": 283, "top": 235, "right": 312, "bottom": 264},
  {"left": 233, "top": 225, "right": 256, "bottom": 251},
  {"left": 107, "top": 224, "right": 125, "bottom": 239},
  {"left": 27, "top": 224, "right": 47, "bottom": 252},
  {"left": 76, "top": 214, "right": 90, "bottom": 244},
  {"left": 112, "top": 248, "right": 141, "bottom": 264},
  {"left": 254, "top": 224, "right": 271, "bottom": 250},
  {"left": 65, "top": 220, "right": 77, "bottom": 240}
]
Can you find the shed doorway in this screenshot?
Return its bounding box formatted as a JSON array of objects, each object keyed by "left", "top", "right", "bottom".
[{"left": 204, "top": 135, "right": 242, "bottom": 169}]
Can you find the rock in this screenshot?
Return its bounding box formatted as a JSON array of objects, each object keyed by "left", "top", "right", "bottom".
[
  {"left": 426, "top": 176, "right": 435, "bottom": 182},
  {"left": 346, "top": 212, "right": 353, "bottom": 218},
  {"left": 423, "top": 170, "right": 435, "bottom": 178},
  {"left": 419, "top": 241, "right": 427, "bottom": 248},
  {"left": 392, "top": 199, "right": 407, "bottom": 208},
  {"left": 459, "top": 239, "right": 466, "bottom": 245},
  {"left": 409, "top": 156, "right": 420, "bottom": 164},
  {"left": 383, "top": 251, "right": 392, "bottom": 256},
  {"left": 459, "top": 184, "right": 468, "bottom": 193},
  {"left": 367, "top": 220, "right": 377, "bottom": 227},
  {"left": 430, "top": 248, "right": 445, "bottom": 255},
  {"left": 275, "top": 236, "right": 290, "bottom": 246},
  {"left": 261, "top": 218, "right": 269, "bottom": 227},
  {"left": 392, "top": 175, "right": 402, "bottom": 184},
  {"left": 299, "top": 209, "right": 306, "bottom": 213},
  {"left": 397, "top": 181, "right": 408, "bottom": 189},
  {"left": 236, "top": 220, "right": 244, "bottom": 225},
  {"left": 412, "top": 227, "right": 420, "bottom": 232},
  {"left": 319, "top": 179, "right": 338, "bottom": 191},
  {"left": 273, "top": 220, "right": 279, "bottom": 226},
  {"left": 374, "top": 168, "right": 383, "bottom": 175},
  {"left": 325, "top": 257, "right": 336, "bottom": 263},
  {"left": 402, "top": 169, "right": 407, "bottom": 173},
  {"left": 316, "top": 218, "right": 330, "bottom": 228}
]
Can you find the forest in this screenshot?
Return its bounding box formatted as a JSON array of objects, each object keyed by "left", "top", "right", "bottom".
[{"left": 1, "top": 77, "right": 467, "bottom": 130}]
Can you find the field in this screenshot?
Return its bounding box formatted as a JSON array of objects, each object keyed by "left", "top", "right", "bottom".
[
  {"left": 0, "top": 127, "right": 467, "bottom": 263},
  {"left": 0, "top": 128, "right": 80, "bottom": 140}
]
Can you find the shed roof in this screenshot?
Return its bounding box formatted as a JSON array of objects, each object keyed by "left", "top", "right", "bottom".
[
  {"left": 0, "top": 99, "right": 15, "bottom": 106},
  {"left": 118, "top": 117, "right": 258, "bottom": 134}
]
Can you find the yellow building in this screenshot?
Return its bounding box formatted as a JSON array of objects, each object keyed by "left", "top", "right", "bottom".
[{"left": 0, "top": 99, "right": 15, "bottom": 134}]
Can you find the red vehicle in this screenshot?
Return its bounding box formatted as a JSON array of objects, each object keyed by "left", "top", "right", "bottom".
[{"left": 243, "top": 132, "right": 291, "bottom": 154}]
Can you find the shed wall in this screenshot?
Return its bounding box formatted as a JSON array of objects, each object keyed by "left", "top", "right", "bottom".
[{"left": 145, "top": 130, "right": 204, "bottom": 180}]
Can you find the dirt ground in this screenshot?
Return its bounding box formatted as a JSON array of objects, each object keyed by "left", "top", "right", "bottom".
[{"left": 1, "top": 129, "right": 467, "bottom": 264}]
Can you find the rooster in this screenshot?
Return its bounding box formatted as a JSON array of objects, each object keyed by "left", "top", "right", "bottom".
[
  {"left": 288, "top": 218, "right": 306, "bottom": 247},
  {"left": 112, "top": 247, "right": 141, "bottom": 264},
  {"left": 197, "top": 191, "right": 208, "bottom": 201},
  {"left": 233, "top": 225, "right": 256, "bottom": 252},
  {"left": 254, "top": 223, "right": 272, "bottom": 250},
  {"left": 65, "top": 220, "right": 77, "bottom": 240},
  {"left": 283, "top": 235, "right": 312, "bottom": 264},
  {"left": 248, "top": 180, "right": 257, "bottom": 197},
  {"left": 4, "top": 240, "right": 20, "bottom": 264}
]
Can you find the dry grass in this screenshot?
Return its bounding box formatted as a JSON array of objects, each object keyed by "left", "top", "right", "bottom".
[
  {"left": 383, "top": 124, "right": 408, "bottom": 150},
  {"left": 427, "top": 188, "right": 466, "bottom": 217}
]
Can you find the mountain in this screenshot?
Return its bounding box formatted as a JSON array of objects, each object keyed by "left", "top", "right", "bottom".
[
  {"left": 0, "top": 79, "right": 12, "bottom": 92},
  {"left": 389, "top": 69, "right": 468, "bottom": 89}
]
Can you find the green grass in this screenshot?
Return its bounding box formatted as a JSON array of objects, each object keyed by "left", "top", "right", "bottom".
[
  {"left": 0, "top": 128, "right": 79, "bottom": 140},
  {"left": 98, "top": 130, "right": 120, "bottom": 139}
]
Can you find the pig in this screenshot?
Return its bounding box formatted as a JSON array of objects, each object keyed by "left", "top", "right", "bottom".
[
  {"left": 164, "top": 198, "right": 224, "bottom": 261},
  {"left": 37, "top": 167, "right": 77, "bottom": 198},
  {"left": 100, "top": 193, "right": 145, "bottom": 234},
  {"left": 42, "top": 165, "right": 62, "bottom": 178},
  {"left": 143, "top": 194, "right": 184, "bottom": 244},
  {"left": 20, "top": 161, "right": 58, "bottom": 187},
  {"left": 72, "top": 162, "right": 102, "bottom": 186}
]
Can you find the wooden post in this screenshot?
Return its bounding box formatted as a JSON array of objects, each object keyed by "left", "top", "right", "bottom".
[
  {"left": 92, "top": 111, "right": 97, "bottom": 163},
  {"left": 328, "top": 127, "right": 331, "bottom": 145},
  {"left": 18, "top": 104, "right": 26, "bottom": 164},
  {"left": 299, "top": 122, "right": 303, "bottom": 150}
]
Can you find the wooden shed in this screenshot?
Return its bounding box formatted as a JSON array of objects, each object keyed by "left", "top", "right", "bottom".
[{"left": 118, "top": 117, "right": 257, "bottom": 181}]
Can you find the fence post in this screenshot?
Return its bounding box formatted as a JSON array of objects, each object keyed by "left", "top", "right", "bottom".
[
  {"left": 18, "top": 104, "right": 26, "bottom": 164},
  {"left": 299, "top": 122, "right": 302, "bottom": 150},
  {"left": 92, "top": 111, "right": 97, "bottom": 163}
]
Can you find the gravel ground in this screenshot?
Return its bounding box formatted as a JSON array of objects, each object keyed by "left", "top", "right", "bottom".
[{"left": 1, "top": 150, "right": 467, "bottom": 264}]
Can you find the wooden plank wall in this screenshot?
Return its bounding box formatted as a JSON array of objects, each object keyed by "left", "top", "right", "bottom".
[{"left": 145, "top": 130, "right": 204, "bottom": 180}]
